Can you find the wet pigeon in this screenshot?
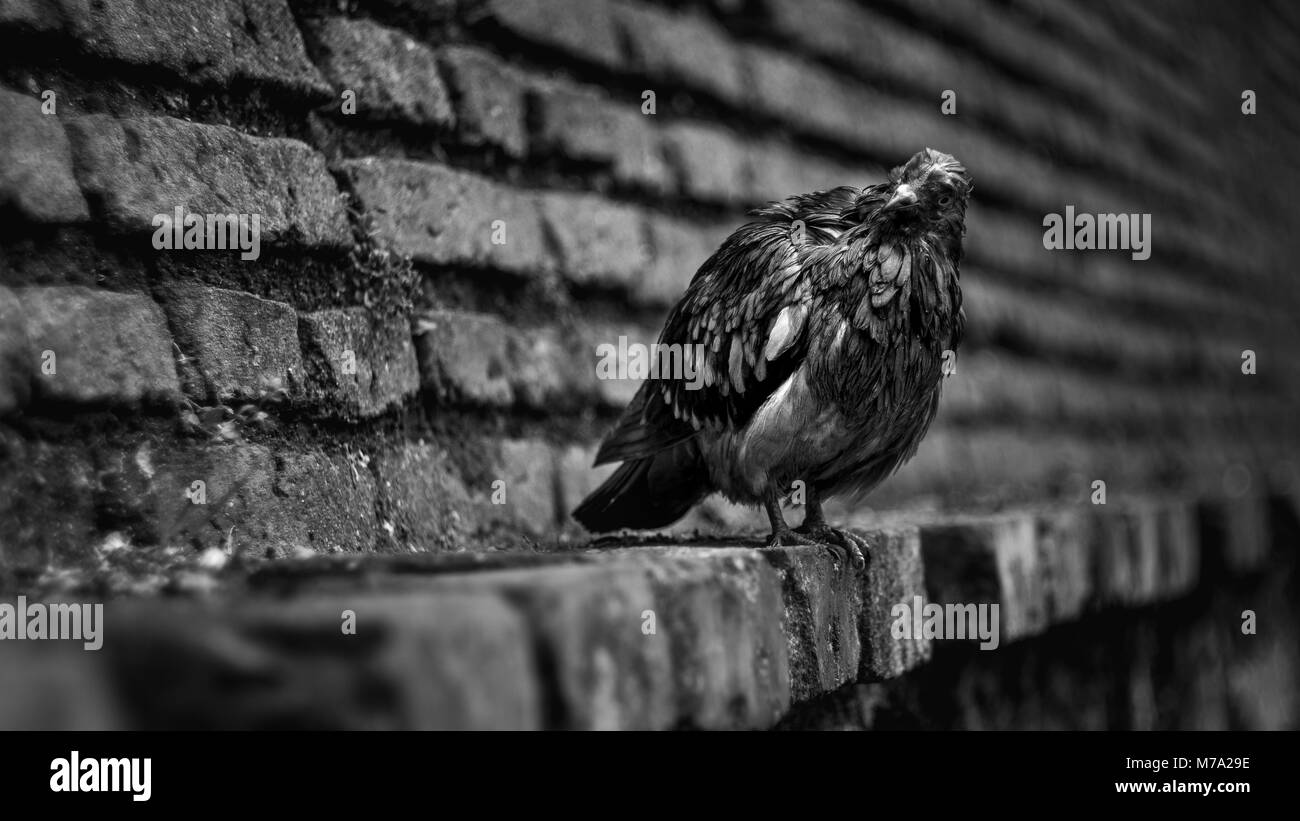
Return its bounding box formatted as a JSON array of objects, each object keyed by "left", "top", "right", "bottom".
[{"left": 574, "top": 149, "right": 973, "bottom": 569}]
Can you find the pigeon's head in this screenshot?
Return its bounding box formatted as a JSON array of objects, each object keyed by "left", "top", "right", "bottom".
[{"left": 870, "top": 148, "right": 972, "bottom": 237}]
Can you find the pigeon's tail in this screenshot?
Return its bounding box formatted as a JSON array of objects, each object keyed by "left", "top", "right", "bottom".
[{"left": 571, "top": 441, "right": 711, "bottom": 532}]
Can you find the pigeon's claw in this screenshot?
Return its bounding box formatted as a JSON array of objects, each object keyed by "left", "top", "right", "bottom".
[{"left": 795, "top": 524, "right": 869, "bottom": 572}]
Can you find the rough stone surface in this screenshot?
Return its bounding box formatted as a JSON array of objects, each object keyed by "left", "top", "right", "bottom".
[
  {"left": 860, "top": 526, "right": 932, "bottom": 678},
  {"left": 372, "top": 442, "right": 474, "bottom": 551},
  {"left": 264, "top": 448, "right": 379, "bottom": 555},
  {"left": 530, "top": 83, "right": 673, "bottom": 193},
  {"left": 1090, "top": 502, "right": 1200, "bottom": 606},
  {"left": 540, "top": 192, "right": 650, "bottom": 290},
  {"left": 61, "top": 0, "right": 230, "bottom": 80},
  {"left": 480, "top": 0, "right": 623, "bottom": 70},
  {"left": 933, "top": 516, "right": 1038, "bottom": 640},
  {"left": 104, "top": 591, "right": 540, "bottom": 729},
  {"left": 427, "top": 564, "right": 675, "bottom": 730},
  {"left": 760, "top": 544, "right": 864, "bottom": 701},
  {"left": 226, "top": 0, "right": 332, "bottom": 96},
  {"left": 414, "top": 310, "right": 590, "bottom": 409},
  {"left": 66, "top": 116, "right": 350, "bottom": 248},
  {"left": 604, "top": 547, "right": 791, "bottom": 728},
  {"left": 162, "top": 284, "right": 302, "bottom": 404},
  {"left": 0, "top": 287, "right": 33, "bottom": 415},
  {"left": 17, "top": 286, "right": 180, "bottom": 406},
  {"left": 340, "top": 159, "right": 550, "bottom": 272},
  {"left": 613, "top": 1, "right": 747, "bottom": 105},
  {"left": 484, "top": 438, "right": 559, "bottom": 537},
  {"left": 299, "top": 307, "right": 419, "bottom": 419},
  {"left": 437, "top": 45, "right": 529, "bottom": 157},
  {"left": 641, "top": 216, "right": 729, "bottom": 305},
  {"left": 0, "top": 0, "right": 325, "bottom": 94},
  {"left": 660, "top": 121, "right": 750, "bottom": 203},
  {"left": 309, "top": 16, "right": 454, "bottom": 127},
  {"left": 157, "top": 444, "right": 377, "bottom": 558},
  {"left": 0, "top": 88, "right": 89, "bottom": 223}
]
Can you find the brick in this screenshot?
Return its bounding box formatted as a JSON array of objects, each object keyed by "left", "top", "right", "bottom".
[
  {"left": 158, "top": 443, "right": 377, "bottom": 557},
  {"left": 864, "top": 425, "right": 972, "bottom": 507},
  {"left": 1034, "top": 509, "right": 1096, "bottom": 622},
  {"left": 0, "top": 1, "right": 325, "bottom": 95},
  {"left": 921, "top": 515, "right": 1050, "bottom": 643},
  {"left": 103, "top": 591, "right": 540, "bottom": 729},
  {"left": 530, "top": 83, "right": 672, "bottom": 193},
  {"left": 268, "top": 448, "right": 378, "bottom": 554},
  {"left": 162, "top": 284, "right": 301, "bottom": 404},
  {"left": 0, "top": 88, "right": 89, "bottom": 223},
  {"left": 760, "top": 544, "right": 865, "bottom": 700},
  {"left": 60, "top": 0, "right": 230, "bottom": 80},
  {"left": 1090, "top": 502, "right": 1200, "bottom": 606},
  {"left": 759, "top": 0, "right": 970, "bottom": 100},
  {"left": 437, "top": 45, "right": 529, "bottom": 157},
  {"left": 491, "top": 438, "right": 558, "bottom": 536},
  {"left": 17, "top": 286, "right": 179, "bottom": 406},
  {"left": 601, "top": 547, "right": 790, "bottom": 727},
  {"left": 414, "top": 310, "right": 592, "bottom": 409},
  {"left": 744, "top": 141, "right": 876, "bottom": 204},
  {"left": 479, "top": 0, "right": 623, "bottom": 71},
  {"left": 858, "top": 526, "right": 931, "bottom": 679},
  {"left": 540, "top": 192, "right": 650, "bottom": 290},
  {"left": 578, "top": 319, "right": 664, "bottom": 408},
  {"left": 150, "top": 441, "right": 274, "bottom": 554},
  {"left": 556, "top": 443, "right": 616, "bottom": 518},
  {"left": 339, "top": 159, "right": 550, "bottom": 273},
  {"left": 299, "top": 307, "right": 419, "bottom": 419},
  {"left": 641, "top": 215, "right": 730, "bottom": 305},
  {"left": 743, "top": 45, "right": 911, "bottom": 154},
  {"left": 660, "top": 121, "right": 750, "bottom": 203},
  {"left": 0, "top": 287, "right": 32, "bottom": 414},
  {"left": 307, "top": 17, "right": 454, "bottom": 127},
  {"left": 66, "top": 116, "right": 349, "bottom": 248},
  {"left": 427, "top": 564, "right": 675, "bottom": 729},
  {"left": 225, "top": 0, "right": 332, "bottom": 97},
  {"left": 372, "top": 442, "right": 474, "bottom": 551},
  {"left": 613, "top": 1, "right": 747, "bottom": 105}
]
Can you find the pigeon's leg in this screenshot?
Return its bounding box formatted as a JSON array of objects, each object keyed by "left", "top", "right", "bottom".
[
  {"left": 795, "top": 485, "right": 868, "bottom": 571},
  {"left": 762, "top": 489, "right": 819, "bottom": 549}
]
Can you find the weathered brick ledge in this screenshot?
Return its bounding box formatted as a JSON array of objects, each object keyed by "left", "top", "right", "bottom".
[{"left": 0, "top": 494, "right": 1283, "bottom": 730}]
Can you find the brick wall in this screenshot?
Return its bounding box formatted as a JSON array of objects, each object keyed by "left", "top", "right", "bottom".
[{"left": 0, "top": 0, "right": 1297, "bottom": 729}]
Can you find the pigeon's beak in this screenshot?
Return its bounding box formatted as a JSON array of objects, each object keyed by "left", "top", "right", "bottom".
[{"left": 882, "top": 183, "right": 918, "bottom": 213}]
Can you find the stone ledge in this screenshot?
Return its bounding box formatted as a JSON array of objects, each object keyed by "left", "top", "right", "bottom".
[{"left": 1, "top": 494, "right": 1277, "bottom": 730}]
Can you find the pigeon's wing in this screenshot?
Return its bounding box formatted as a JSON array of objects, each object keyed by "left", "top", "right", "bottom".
[{"left": 594, "top": 191, "right": 858, "bottom": 466}]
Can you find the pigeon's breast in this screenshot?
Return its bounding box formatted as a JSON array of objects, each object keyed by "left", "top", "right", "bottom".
[{"left": 699, "top": 361, "right": 863, "bottom": 501}]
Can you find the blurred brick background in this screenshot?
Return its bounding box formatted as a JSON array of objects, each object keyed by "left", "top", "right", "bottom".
[{"left": 0, "top": 0, "right": 1297, "bottom": 729}]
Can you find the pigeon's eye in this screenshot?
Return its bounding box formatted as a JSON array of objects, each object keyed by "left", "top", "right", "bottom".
[{"left": 937, "top": 194, "right": 954, "bottom": 207}]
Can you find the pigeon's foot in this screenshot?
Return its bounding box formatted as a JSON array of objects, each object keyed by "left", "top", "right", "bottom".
[{"left": 795, "top": 524, "right": 869, "bottom": 572}]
